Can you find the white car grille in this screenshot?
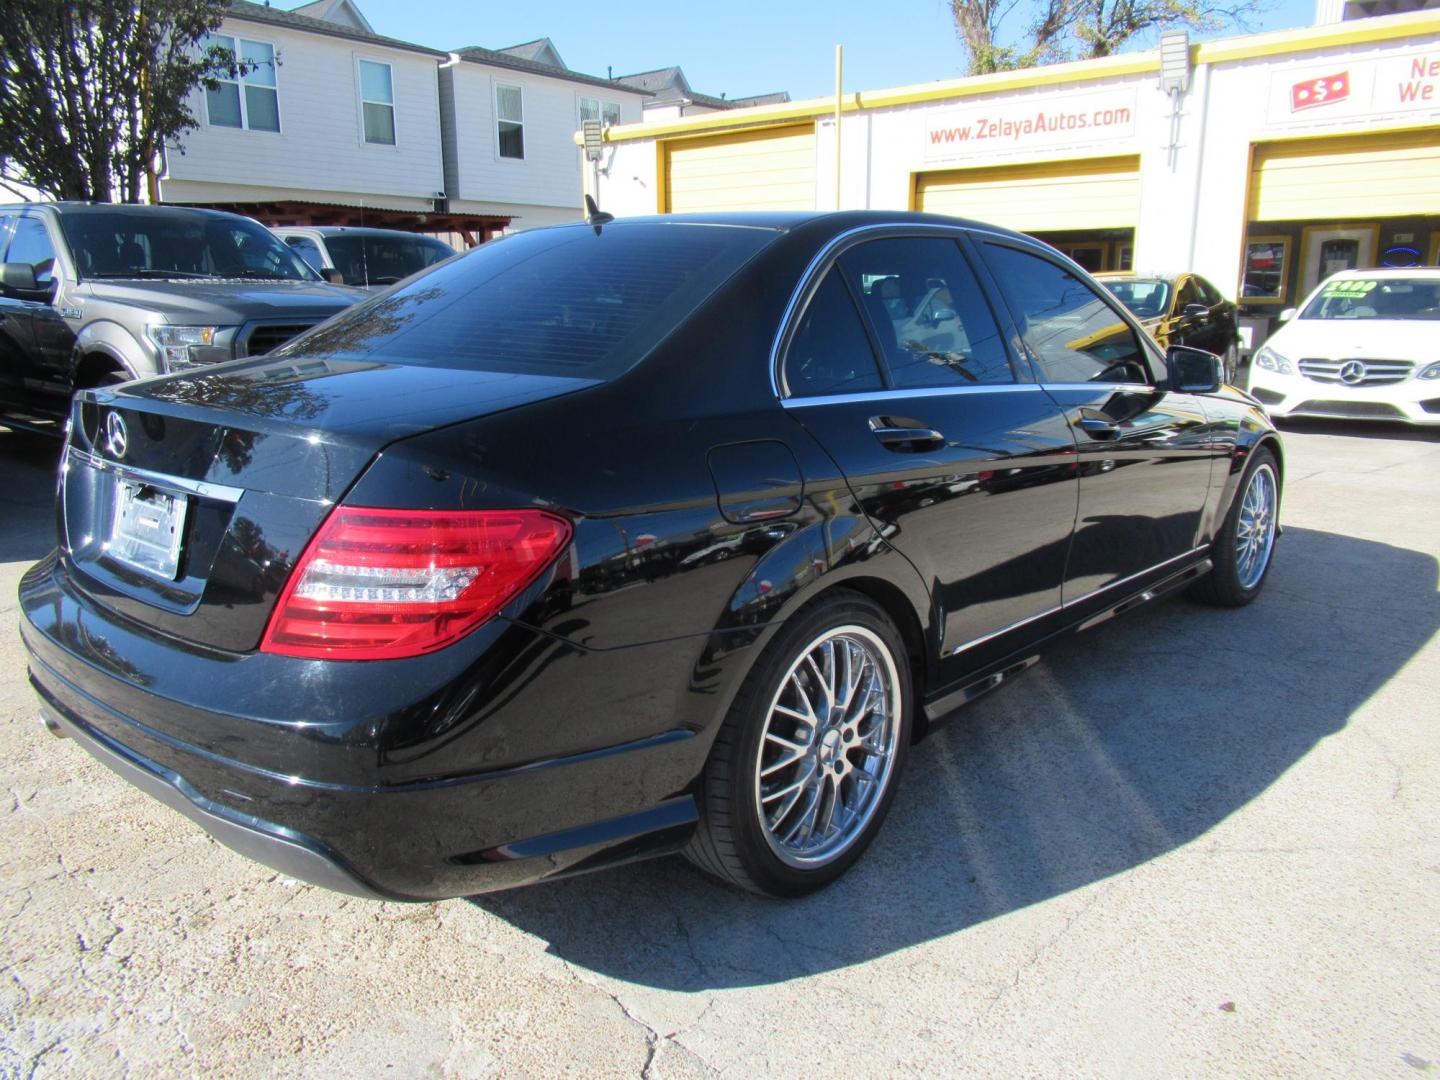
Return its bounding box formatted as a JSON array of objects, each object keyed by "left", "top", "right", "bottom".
[{"left": 1297, "top": 358, "right": 1414, "bottom": 387}]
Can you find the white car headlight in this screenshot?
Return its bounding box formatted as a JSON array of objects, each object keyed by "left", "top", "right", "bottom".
[
  {"left": 1253, "top": 345, "right": 1293, "bottom": 375},
  {"left": 1417, "top": 361, "right": 1440, "bottom": 381},
  {"left": 146, "top": 325, "right": 230, "bottom": 371}
]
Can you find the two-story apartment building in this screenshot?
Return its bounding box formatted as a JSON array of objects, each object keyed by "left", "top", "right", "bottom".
[
  {"left": 438, "top": 43, "right": 649, "bottom": 229},
  {"left": 158, "top": 1, "right": 511, "bottom": 243},
  {"left": 159, "top": 2, "right": 662, "bottom": 240},
  {"left": 616, "top": 66, "right": 790, "bottom": 121}
]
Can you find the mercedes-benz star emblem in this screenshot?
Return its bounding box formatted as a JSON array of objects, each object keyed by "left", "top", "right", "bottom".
[
  {"left": 1338, "top": 361, "right": 1366, "bottom": 385},
  {"left": 103, "top": 411, "right": 128, "bottom": 459}
]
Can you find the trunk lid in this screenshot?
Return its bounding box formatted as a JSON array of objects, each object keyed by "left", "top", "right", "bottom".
[{"left": 60, "top": 356, "right": 599, "bottom": 652}]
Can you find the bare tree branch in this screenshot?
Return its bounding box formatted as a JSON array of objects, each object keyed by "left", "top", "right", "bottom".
[
  {"left": 952, "top": 0, "right": 1268, "bottom": 73},
  {"left": 0, "top": 0, "right": 251, "bottom": 203}
]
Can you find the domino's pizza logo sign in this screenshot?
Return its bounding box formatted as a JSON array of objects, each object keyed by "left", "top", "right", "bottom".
[{"left": 1291, "top": 72, "right": 1350, "bottom": 112}]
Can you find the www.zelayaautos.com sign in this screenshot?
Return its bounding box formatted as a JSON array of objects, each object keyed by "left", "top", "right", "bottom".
[{"left": 923, "top": 88, "right": 1140, "bottom": 163}]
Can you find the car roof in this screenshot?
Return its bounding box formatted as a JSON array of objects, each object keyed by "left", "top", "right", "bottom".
[
  {"left": 272, "top": 225, "right": 453, "bottom": 240},
  {"left": 1323, "top": 266, "right": 1440, "bottom": 279},
  {"left": 0, "top": 201, "right": 255, "bottom": 224},
  {"left": 545, "top": 209, "right": 1040, "bottom": 246},
  {"left": 1095, "top": 271, "right": 1182, "bottom": 282}
]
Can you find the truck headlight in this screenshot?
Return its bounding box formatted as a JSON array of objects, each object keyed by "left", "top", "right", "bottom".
[
  {"left": 1253, "top": 346, "right": 1292, "bottom": 375},
  {"left": 146, "top": 325, "right": 230, "bottom": 371}
]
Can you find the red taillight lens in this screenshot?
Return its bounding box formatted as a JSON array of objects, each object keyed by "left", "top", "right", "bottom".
[{"left": 261, "top": 507, "right": 571, "bottom": 661}]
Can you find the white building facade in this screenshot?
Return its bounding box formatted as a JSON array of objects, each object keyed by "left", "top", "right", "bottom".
[
  {"left": 439, "top": 47, "right": 649, "bottom": 230},
  {"left": 593, "top": 12, "right": 1440, "bottom": 348},
  {"left": 160, "top": 1, "right": 455, "bottom": 227}
]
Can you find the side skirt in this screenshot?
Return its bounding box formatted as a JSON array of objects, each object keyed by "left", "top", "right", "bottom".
[{"left": 920, "top": 555, "right": 1213, "bottom": 728}]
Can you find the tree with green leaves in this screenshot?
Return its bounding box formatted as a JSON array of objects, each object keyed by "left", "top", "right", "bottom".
[
  {"left": 951, "top": 0, "right": 1260, "bottom": 75},
  {"left": 0, "top": 0, "right": 251, "bottom": 203}
]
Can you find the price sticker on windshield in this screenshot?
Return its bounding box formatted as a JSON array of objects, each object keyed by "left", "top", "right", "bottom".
[{"left": 1321, "top": 280, "right": 1377, "bottom": 297}]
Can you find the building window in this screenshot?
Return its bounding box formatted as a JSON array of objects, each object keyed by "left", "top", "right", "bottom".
[
  {"left": 579, "top": 97, "right": 623, "bottom": 127},
  {"left": 1241, "top": 236, "right": 1291, "bottom": 304},
  {"left": 497, "top": 84, "right": 524, "bottom": 159},
  {"left": 204, "top": 35, "right": 279, "bottom": 132},
  {"left": 358, "top": 59, "right": 395, "bottom": 145}
]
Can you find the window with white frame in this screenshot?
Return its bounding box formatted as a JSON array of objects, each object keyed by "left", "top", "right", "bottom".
[
  {"left": 203, "top": 34, "right": 280, "bottom": 132},
  {"left": 579, "top": 97, "right": 623, "bottom": 127},
  {"left": 497, "top": 84, "right": 524, "bottom": 159},
  {"left": 358, "top": 59, "right": 395, "bottom": 145}
]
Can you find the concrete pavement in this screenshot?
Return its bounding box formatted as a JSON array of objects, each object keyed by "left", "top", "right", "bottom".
[{"left": 2, "top": 419, "right": 1437, "bottom": 1078}]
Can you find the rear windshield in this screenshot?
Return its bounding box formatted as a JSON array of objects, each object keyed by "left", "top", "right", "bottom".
[
  {"left": 322, "top": 233, "right": 454, "bottom": 287},
  {"left": 1103, "top": 278, "right": 1171, "bottom": 319},
  {"left": 1300, "top": 277, "right": 1440, "bottom": 321},
  {"left": 276, "top": 223, "right": 778, "bottom": 377}
]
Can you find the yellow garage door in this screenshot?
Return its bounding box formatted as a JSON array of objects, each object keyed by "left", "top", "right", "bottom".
[
  {"left": 1249, "top": 128, "right": 1440, "bottom": 221},
  {"left": 915, "top": 155, "right": 1140, "bottom": 231},
  {"left": 664, "top": 124, "right": 816, "bottom": 213}
]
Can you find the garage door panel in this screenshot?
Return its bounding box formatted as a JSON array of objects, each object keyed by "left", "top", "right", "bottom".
[
  {"left": 915, "top": 156, "right": 1140, "bottom": 232},
  {"left": 665, "top": 125, "right": 817, "bottom": 213},
  {"left": 1250, "top": 129, "right": 1440, "bottom": 221}
]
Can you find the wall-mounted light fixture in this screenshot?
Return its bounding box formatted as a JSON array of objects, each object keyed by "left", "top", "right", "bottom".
[{"left": 1159, "top": 30, "right": 1192, "bottom": 95}]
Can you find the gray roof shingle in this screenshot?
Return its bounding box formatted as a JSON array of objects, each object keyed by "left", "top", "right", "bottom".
[
  {"left": 453, "top": 46, "right": 649, "bottom": 94},
  {"left": 227, "top": 0, "right": 448, "bottom": 57}
]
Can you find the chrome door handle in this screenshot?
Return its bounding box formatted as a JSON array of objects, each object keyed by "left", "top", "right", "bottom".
[{"left": 869, "top": 416, "right": 945, "bottom": 451}]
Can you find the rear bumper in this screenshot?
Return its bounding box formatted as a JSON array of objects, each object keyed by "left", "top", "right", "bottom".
[
  {"left": 20, "top": 558, "right": 703, "bottom": 901},
  {"left": 35, "top": 696, "right": 393, "bottom": 900}
]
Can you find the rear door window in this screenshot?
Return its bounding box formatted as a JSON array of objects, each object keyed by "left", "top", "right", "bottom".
[
  {"left": 837, "top": 237, "right": 1013, "bottom": 388},
  {"left": 982, "top": 243, "right": 1153, "bottom": 386},
  {"left": 783, "top": 269, "right": 884, "bottom": 397},
  {"left": 283, "top": 223, "right": 777, "bottom": 378},
  {"left": 284, "top": 235, "right": 326, "bottom": 270}
]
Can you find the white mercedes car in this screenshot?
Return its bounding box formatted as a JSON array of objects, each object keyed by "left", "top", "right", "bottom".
[{"left": 1247, "top": 268, "right": 1440, "bottom": 426}]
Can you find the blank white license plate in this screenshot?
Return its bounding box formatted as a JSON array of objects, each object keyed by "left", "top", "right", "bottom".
[{"left": 109, "top": 479, "right": 187, "bottom": 580}]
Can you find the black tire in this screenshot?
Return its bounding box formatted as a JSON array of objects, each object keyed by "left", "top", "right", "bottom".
[
  {"left": 684, "top": 589, "right": 913, "bottom": 897},
  {"left": 1190, "top": 446, "right": 1280, "bottom": 607}
]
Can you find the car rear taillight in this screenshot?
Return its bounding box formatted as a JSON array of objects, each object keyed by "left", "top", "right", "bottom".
[{"left": 261, "top": 507, "right": 571, "bottom": 661}]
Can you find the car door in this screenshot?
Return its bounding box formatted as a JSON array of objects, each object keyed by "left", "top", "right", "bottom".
[
  {"left": 1194, "top": 275, "right": 1238, "bottom": 360},
  {"left": 778, "top": 230, "right": 1080, "bottom": 676},
  {"left": 975, "top": 238, "right": 1215, "bottom": 601},
  {"left": 0, "top": 212, "right": 24, "bottom": 407},
  {"left": 3, "top": 214, "right": 74, "bottom": 404}
]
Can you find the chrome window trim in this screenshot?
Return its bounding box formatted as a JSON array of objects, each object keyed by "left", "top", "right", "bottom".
[
  {"left": 946, "top": 545, "right": 1208, "bottom": 656},
  {"left": 67, "top": 446, "right": 245, "bottom": 503},
  {"left": 782, "top": 384, "right": 1045, "bottom": 409},
  {"left": 769, "top": 222, "right": 991, "bottom": 401}
]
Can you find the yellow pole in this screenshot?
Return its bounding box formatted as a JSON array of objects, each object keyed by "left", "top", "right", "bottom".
[{"left": 834, "top": 45, "right": 843, "bottom": 211}]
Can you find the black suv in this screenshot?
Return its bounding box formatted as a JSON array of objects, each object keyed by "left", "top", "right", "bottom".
[{"left": 0, "top": 203, "right": 364, "bottom": 426}]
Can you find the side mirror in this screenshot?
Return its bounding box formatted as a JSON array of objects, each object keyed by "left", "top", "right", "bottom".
[
  {"left": 931, "top": 307, "right": 957, "bottom": 324},
  {"left": 321, "top": 267, "right": 345, "bottom": 285},
  {"left": 1167, "top": 344, "right": 1224, "bottom": 393},
  {"left": 0, "top": 262, "right": 38, "bottom": 293},
  {"left": 1181, "top": 303, "right": 1208, "bottom": 319},
  {"left": 1277, "top": 307, "right": 1297, "bottom": 323}
]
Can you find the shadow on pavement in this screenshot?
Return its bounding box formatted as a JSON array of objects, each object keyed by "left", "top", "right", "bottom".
[
  {"left": 472, "top": 524, "right": 1438, "bottom": 990},
  {"left": 0, "top": 429, "right": 63, "bottom": 565}
]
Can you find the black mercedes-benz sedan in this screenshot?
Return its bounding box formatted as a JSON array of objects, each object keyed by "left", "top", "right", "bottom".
[{"left": 19, "top": 211, "right": 1283, "bottom": 901}]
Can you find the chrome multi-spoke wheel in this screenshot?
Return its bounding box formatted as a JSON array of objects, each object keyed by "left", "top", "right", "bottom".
[
  {"left": 754, "top": 625, "right": 901, "bottom": 868},
  {"left": 1190, "top": 446, "right": 1281, "bottom": 608},
  {"left": 1235, "top": 463, "right": 1277, "bottom": 590},
  {"left": 685, "top": 591, "right": 912, "bottom": 896}
]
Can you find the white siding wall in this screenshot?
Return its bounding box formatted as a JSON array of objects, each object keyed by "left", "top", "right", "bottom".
[
  {"left": 162, "top": 19, "right": 443, "bottom": 207},
  {"left": 599, "top": 21, "right": 1440, "bottom": 302},
  {"left": 444, "top": 60, "right": 645, "bottom": 219}
]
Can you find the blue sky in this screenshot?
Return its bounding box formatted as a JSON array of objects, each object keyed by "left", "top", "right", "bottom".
[{"left": 346, "top": 0, "right": 1318, "bottom": 100}]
